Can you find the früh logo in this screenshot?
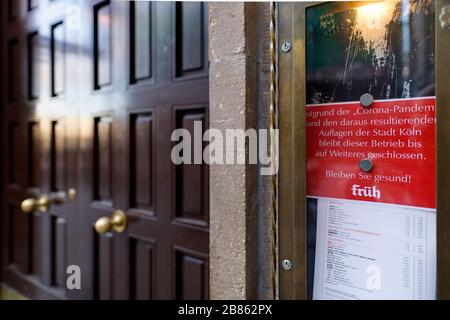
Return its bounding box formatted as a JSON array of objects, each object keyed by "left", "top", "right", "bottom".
[{"left": 351, "top": 185, "right": 381, "bottom": 200}]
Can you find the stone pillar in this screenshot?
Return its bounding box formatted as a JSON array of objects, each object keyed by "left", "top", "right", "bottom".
[{"left": 208, "top": 2, "right": 260, "bottom": 299}]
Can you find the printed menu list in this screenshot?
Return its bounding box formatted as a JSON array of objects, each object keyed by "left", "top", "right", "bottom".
[{"left": 312, "top": 198, "right": 435, "bottom": 300}]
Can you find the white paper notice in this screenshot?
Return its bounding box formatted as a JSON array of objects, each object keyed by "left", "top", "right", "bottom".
[{"left": 312, "top": 197, "right": 436, "bottom": 300}]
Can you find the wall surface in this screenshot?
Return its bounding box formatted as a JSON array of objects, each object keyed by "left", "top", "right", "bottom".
[{"left": 208, "top": 2, "right": 274, "bottom": 299}]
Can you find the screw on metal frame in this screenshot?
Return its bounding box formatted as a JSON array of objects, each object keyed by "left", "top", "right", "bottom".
[
  {"left": 281, "top": 42, "right": 291, "bottom": 53},
  {"left": 282, "top": 259, "right": 293, "bottom": 271}
]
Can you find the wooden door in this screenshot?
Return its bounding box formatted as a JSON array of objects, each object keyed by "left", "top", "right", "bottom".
[
  {"left": 1, "top": 0, "right": 81, "bottom": 299},
  {"left": 1, "top": 0, "right": 209, "bottom": 300},
  {"left": 77, "top": 1, "right": 209, "bottom": 300}
]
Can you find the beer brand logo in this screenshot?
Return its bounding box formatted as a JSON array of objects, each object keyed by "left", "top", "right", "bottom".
[{"left": 351, "top": 185, "right": 381, "bottom": 200}]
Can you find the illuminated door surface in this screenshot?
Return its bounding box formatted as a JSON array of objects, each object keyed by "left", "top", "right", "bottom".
[{"left": 305, "top": 0, "right": 436, "bottom": 300}]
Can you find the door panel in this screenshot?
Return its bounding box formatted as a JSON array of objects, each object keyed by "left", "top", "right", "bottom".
[
  {"left": 28, "top": 121, "right": 41, "bottom": 187},
  {"left": 95, "top": 232, "right": 114, "bottom": 300},
  {"left": 130, "top": 1, "right": 152, "bottom": 83},
  {"left": 94, "top": 116, "right": 113, "bottom": 204},
  {"left": 130, "top": 112, "right": 155, "bottom": 213},
  {"left": 93, "top": 1, "right": 112, "bottom": 89},
  {"left": 129, "top": 238, "right": 154, "bottom": 300},
  {"left": 7, "top": 38, "right": 21, "bottom": 102},
  {"left": 27, "top": 31, "right": 40, "bottom": 100},
  {"left": 50, "top": 21, "right": 65, "bottom": 97}
]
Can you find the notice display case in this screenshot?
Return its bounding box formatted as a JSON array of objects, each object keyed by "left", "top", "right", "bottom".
[{"left": 278, "top": 0, "right": 450, "bottom": 300}]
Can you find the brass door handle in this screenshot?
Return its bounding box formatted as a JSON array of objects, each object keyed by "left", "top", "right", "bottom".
[
  {"left": 20, "top": 188, "right": 77, "bottom": 213},
  {"left": 21, "top": 194, "right": 51, "bottom": 213},
  {"left": 65, "top": 188, "right": 77, "bottom": 201},
  {"left": 94, "top": 210, "right": 127, "bottom": 235}
]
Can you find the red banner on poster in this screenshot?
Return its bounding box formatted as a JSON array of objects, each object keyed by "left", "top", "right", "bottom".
[{"left": 306, "top": 97, "right": 436, "bottom": 208}]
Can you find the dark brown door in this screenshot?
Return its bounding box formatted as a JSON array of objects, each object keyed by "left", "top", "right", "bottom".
[
  {"left": 1, "top": 0, "right": 209, "bottom": 300},
  {"left": 77, "top": 1, "right": 209, "bottom": 299},
  {"left": 1, "top": 0, "right": 81, "bottom": 299}
]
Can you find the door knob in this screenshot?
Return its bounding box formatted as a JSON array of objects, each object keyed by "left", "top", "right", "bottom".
[
  {"left": 21, "top": 194, "right": 51, "bottom": 213},
  {"left": 67, "top": 188, "right": 77, "bottom": 200},
  {"left": 94, "top": 210, "right": 127, "bottom": 235},
  {"left": 20, "top": 188, "right": 77, "bottom": 213}
]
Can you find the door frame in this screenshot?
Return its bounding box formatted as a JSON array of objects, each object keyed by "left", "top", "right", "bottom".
[{"left": 278, "top": 0, "right": 450, "bottom": 299}]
